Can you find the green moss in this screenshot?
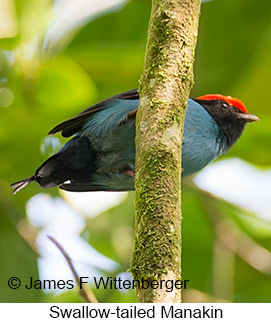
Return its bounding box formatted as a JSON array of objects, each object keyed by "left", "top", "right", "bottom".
[{"left": 130, "top": 147, "right": 181, "bottom": 280}]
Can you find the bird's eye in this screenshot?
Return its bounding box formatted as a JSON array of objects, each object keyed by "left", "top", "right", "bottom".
[{"left": 222, "top": 103, "right": 228, "bottom": 108}]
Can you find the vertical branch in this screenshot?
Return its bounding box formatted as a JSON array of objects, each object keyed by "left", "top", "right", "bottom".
[{"left": 130, "top": 0, "right": 201, "bottom": 303}]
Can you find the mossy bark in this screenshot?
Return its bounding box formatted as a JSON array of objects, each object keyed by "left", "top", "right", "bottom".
[{"left": 130, "top": 0, "right": 201, "bottom": 303}]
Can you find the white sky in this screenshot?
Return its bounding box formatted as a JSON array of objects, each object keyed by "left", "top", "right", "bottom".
[
  {"left": 194, "top": 158, "right": 271, "bottom": 221},
  {"left": 43, "top": 0, "right": 128, "bottom": 50}
]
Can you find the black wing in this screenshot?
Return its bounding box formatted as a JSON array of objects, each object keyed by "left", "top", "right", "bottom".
[{"left": 49, "top": 89, "right": 139, "bottom": 138}]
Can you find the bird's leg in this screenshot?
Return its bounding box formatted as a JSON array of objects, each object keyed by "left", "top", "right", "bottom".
[
  {"left": 119, "top": 108, "right": 138, "bottom": 125},
  {"left": 122, "top": 169, "right": 135, "bottom": 177},
  {"left": 127, "top": 109, "right": 138, "bottom": 120},
  {"left": 122, "top": 164, "right": 135, "bottom": 177}
]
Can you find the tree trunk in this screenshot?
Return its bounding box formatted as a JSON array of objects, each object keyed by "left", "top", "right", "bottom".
[{"left": 130, "top": 0, "right": 201, "bottom": 303}]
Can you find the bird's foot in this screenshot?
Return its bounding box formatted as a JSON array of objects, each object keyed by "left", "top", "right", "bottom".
[{"left": 122, "top": 169, "right": 135, "bottom": 177}]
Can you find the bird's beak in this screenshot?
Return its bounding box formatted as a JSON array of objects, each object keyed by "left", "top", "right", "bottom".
[{"left": 237, "top": 113, "right": 260, "bottom": 123}]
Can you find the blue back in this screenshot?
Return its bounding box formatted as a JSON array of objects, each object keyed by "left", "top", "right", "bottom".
[{"left": 77, "top": 98, "right": 228, "bottom": 189}]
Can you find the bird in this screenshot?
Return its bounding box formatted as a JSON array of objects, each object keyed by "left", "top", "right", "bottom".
[{"left": 10, "top": 89, "right": 259, "bottom": 194}]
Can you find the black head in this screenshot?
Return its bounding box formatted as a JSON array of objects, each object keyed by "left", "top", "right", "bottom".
[{"left": 194, "top": 94, "right": 259, "bottom": 148}]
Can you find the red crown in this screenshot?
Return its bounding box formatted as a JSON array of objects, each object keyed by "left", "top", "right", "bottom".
[{"left": 196, "top": 94, "right": 247, "bottom": 114}]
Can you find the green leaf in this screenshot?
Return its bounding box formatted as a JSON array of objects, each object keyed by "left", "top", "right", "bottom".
[
  {"left": 0, "top": 183, "right": 42, "bottom": 302},
  {"left": 37, "top": 56, "right": 97, "bottom": 115}
]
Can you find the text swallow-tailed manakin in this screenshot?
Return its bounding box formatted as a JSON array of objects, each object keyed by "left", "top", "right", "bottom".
[{"left": 11, "top": 89, "right": 259, "bottom": 194}]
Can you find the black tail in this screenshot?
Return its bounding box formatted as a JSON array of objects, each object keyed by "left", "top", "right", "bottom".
[
  {"left": 11, "top": 136, "right": 96, "bottom": 194},
  {"left": 10, "top": 176, "right": 35, "bottom": 195}
]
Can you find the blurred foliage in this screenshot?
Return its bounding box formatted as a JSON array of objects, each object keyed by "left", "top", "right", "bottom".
[{"left": 0, "top": 0, "right": 270, "bottom": 303}]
